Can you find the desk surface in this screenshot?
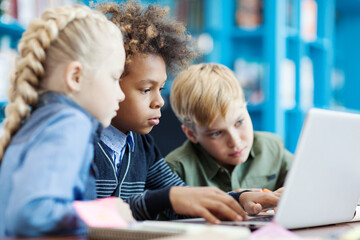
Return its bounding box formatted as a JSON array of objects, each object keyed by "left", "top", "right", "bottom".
[
  {"left": 292, "top": 221, "right": 360, "bottom": 238},
  {"left": 1, "top": 222, "right": 360, "bottom": 239}
]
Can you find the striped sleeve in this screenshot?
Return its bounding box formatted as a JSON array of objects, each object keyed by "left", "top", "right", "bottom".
[
  {"left": 123, "top": 159, "right": 186, "bottom": 220},
  {"left": 146, "top": 158, "right": 186, "bottom": 189},
  {"left": 124, "top": 193, "right": 151, "bottom": 220}
]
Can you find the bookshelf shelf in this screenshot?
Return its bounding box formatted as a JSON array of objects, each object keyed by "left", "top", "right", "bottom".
[
  {"left": 247, "top": 104, "right": 264, "bottom": 113},
  {"left": 0, "top": 20, "right": 24, "bottom": 48},
  {"left": 231, "top": 27, "right": 264, "bottom": 39},
  {"left": 286, "top": 27, "right": 299, "bottom": 38},
  {"left": 0, "top": 101, "right": 7, "bottom": 121},
  {"left": 0, "top": 21, "right": 24, "bottom": 37},
  {"left": 308, "top": 37, "right": 330, "bottom": 50}
]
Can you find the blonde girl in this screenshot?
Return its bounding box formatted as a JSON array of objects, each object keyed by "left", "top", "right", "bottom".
[{"left": 0, "top": 5, "right": 126, "bottom": 237}]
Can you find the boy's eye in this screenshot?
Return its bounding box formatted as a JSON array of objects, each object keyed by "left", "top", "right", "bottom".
[
  {"left": 235, "top": 119, "right": 244, "bottom": 127},
  {"left": 142, "top": 88, "right": 150, "bottom": 93},
  {"left": 209, "top": 131, "right": 221, "bottom": 137},
  {"left": 160, "top": 87, "right": 165, "bottom": 92}
]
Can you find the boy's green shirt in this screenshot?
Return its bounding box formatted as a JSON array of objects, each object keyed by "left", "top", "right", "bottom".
[{"left": 165, "top": 131, "right": 293, "bottom": 191}]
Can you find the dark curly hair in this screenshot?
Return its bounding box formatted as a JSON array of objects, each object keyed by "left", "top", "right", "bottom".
[{"left": 95, "top": 1, "right": 197, "bottom": 75}]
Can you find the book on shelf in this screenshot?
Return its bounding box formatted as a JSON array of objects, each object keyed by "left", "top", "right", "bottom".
[
  {"left": 280, "top": 59, "right": 295, "bottom": 109},
  {"left": 301, "top": 0, "right": 317, "bottom": 42},
  {"left": 175, "top": 0, "right": 203, "bottom": 30},
  {"left": 1, "top": 0, "right": 81, "bottom": 26},
  {"left": 0, "top": 36, "right": 17, "bottom": 102},
  {"left": 234, "top": 58, "right": 264, "bottom": 106},
  {"left": 300, "top": 56, "right": 314, "bottom": 109},
  {"left": 0, "top": 0, "right": 17, "bottom": 19},
  {"left": 285, "top": 0, "right": 295, "bottom": 29},
  {"left": 331, "top": 68, "right": 345, "bottom": 108},
  {"left": 235, "top": 0, "right": 263, "bottom": 29}
]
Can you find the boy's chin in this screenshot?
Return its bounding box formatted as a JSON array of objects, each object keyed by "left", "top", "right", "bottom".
[{"left": 134, "top": 126, "right": 154, "bottom": 135}]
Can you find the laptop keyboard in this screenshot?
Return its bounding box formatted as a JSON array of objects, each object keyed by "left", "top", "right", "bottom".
[{"left": 247, "top": 216, "right": 273, "bottom": 222}]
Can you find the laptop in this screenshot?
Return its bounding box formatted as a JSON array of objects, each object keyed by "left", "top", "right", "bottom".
[{"left": 178, "top": 108, "right": 360, "bottom": 229}]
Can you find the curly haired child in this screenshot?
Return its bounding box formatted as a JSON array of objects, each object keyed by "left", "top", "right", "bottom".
[
  {"left": 94, "top": 1, "right": 279, "bottom": 224},
  {"left": 0, "top": 5, "right": 129, "bottom": 237}
]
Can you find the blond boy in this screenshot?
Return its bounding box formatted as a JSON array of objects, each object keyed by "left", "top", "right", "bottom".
[{"left": 165, "top": 63, "right": 293, "bottom": 192}]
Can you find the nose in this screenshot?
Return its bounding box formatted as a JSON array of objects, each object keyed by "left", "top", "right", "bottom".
[
  {"left": 150, "top": 91, "right": 165, "bottom": 109},
  {"left": 117, "top": 84, "right": 125, "bottom": 103},
  {"left": 227, "top": 129, "right": 241, "bottom": 149}
]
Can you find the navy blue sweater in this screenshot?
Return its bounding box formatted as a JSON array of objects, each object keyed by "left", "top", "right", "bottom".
[{"left": 94, "top": 132, "right": 185, "bottom": 220}]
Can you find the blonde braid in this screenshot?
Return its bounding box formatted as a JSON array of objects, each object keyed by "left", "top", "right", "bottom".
[{"left": 0, "top": 5, "right": 114, "bottom": 162}]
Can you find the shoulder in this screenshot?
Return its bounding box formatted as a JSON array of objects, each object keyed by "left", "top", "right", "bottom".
[
  {"left": 40, "top": 105, "right": 93, "bottom": 136},
  {"left": 131, "top": 133, "right": 157, "bottom": 152},
  {"left": 129, "top": 133, "right": 164, "bottom": 166},
  {"left": 165, "top": 140, "right": 198, "bottom": 165},
  {"left": 37, "top": 103, "right": 91, "bottom": 126},
  {"left": 253, "top": 131, "right": 285, "bottom": 148},
  {"left": 13, "top": 104, "right": 92, "bottom": 144},
  {"left": 252, "top": 131, "right": 293, "bottom": 162},
  {"left": 252, "top": 131, "right": 288, "bottom": 158}
]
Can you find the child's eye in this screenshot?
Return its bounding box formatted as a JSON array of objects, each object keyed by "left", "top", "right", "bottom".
[
  {"left": 235, "top": 120, "right": 244, "bottom": 127},
  {"left": 142, "top": 89, "right": 150, "bottom": 93},
  {"left": 209, "top": 131, "right": 221, "bottom": 137},
  {"left": 159, "top": 87, "right": 165, "bottom": 92}
]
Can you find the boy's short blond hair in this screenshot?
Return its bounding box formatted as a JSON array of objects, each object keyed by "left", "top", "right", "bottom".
[{"left": 170, "top": 63, "right": 245, "bottom": 130}]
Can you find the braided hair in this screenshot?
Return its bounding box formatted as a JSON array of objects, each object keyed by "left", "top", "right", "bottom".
[{"left": 0, "top": 5, "right": 122, "bottom": 162}]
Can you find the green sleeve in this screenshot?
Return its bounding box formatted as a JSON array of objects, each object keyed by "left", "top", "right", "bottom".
[
  {"left": 165, "top": 155, "right": 186, "bottom": 181},
  {"left": 276, "top": 148, "right": 294, "bottom": 189}
]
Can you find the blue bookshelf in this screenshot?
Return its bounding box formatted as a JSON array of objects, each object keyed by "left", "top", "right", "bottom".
[
  {"left": 0, "top": 101, "right": 6, "bottom": 122},
  {"left": 0, "top": 20, "right": 24, "bottom": 122},
  {"left": 188, "top": 0, "right": 335, "bottom": 153},
  {"left": 231, "top": 27, "right": 264, "bottom": 39},
  {"left": 333, "top": 0, "right": 360, "bottom": 111},
  {"left": 0, "top": 20, "right": 24, "bottom": 48},
  {"left": 145, "top": 0, "right": 335, "bottom": 155}
]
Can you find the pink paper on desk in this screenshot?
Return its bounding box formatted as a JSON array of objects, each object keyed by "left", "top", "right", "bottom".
[
  {"left": 73, "top": 197, "right": 129, "bottom": 228},
  {"left": 249, "top": 221, "right": 300, "bottom": 239}
]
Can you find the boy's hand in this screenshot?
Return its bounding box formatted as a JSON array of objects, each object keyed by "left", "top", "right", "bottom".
[
  {"left": 234, "top": 188, "right": 262, "bottom": 192},
  {"left": 239, "top": 192, "right": 280, "bottom": 215},
  {"left": 169, "top": 186, "right": 247, "bottom": 224},
  {"left": 274, "top": 187, "right": 284, "bottom": 194}
]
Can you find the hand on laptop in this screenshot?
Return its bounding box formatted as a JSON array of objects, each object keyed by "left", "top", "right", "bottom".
[
  {"left": 238, "top": 191, "right": 280, "bottom": 215},
  {"left": 233, "top": 188, "right": 262, "bottom": 192},
  {"left": 170, "top": 186, "right": 248, "bottom": 224},
  {"left": 274, "top": 187, "right": 284, "bottom": 194}
]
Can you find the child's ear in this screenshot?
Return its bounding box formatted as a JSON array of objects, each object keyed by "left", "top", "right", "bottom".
[
  {"left": 65, "top": 61, "right": 83, "bottom": 92},
  {"left": 181, "top": 124, "right": 198, "bottom": 144}
]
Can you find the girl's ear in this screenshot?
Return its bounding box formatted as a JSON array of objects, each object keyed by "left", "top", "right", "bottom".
[
  {"left": 65, "top": 61, "right": 83, "bottom": 92},
  {"left": 181, "top": 124, "right": 198, "bottom": 144}
]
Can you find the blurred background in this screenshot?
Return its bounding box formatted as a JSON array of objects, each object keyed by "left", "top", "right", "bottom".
[{"left": 0, "top": 0, "right": 359, "bottom": 156}]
